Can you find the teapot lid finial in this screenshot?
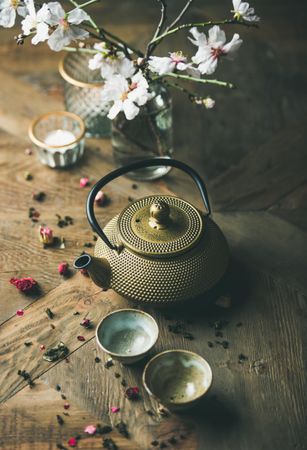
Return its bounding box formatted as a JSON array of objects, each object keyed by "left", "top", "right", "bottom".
[{"left": 117, "top": 195, "right": 203, "bottom": 258}]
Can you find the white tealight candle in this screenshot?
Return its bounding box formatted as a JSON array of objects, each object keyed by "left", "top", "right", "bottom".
[{"left": 44, "top": 129, "right": 76, "bottom": 148}]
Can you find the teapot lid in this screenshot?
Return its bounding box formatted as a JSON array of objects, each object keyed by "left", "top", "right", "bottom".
[{"left": 117, "top": 195, "right": 203, "bottom": 257}]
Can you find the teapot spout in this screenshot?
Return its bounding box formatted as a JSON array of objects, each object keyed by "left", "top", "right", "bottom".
[{"left": 73, "top": 253, "right": 111, "bottom": 290}]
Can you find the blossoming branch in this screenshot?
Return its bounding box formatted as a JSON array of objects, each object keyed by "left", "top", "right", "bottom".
[{"left": 0, "top": 0, "right": 260, "bottom": 119}]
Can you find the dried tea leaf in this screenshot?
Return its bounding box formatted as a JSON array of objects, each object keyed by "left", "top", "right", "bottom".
[
  {"left": 103, "top": 438, "right": 118, "bottom": 450},
  {"left": 43, "top": 342, "right": 69, "bottom": 362}
]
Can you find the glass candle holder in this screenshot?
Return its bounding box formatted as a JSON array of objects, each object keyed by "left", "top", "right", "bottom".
[
  {"left": 28, "top": 111, "right": 85, "bottom": 168},
  {"left": 59, "top": 52, "right": 111, "bottom": 138}
]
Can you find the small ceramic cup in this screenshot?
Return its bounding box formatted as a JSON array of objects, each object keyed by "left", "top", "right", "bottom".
[
  {"left": 142, "top": 349, "right": 213, "bottom": 411},
  {"left": 96, "top": 309, "right": 159, "bottom": 365},
  {"left": 28, "top": 111, "right": 85, "bottom": 168}
]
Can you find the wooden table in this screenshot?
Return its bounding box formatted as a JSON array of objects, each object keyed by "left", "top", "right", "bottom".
[{"left": 0, "top": 1, "right": 306, "bottom": 449}]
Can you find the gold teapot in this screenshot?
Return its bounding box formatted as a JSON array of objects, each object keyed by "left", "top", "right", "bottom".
[{"left": 74, "top": 159, "right": 229, "bottom": 306}]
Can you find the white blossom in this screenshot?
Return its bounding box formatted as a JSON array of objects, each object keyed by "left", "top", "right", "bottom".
[
  {"left": 194, "top": 96, "right": 215, "bottom": 109},
  {"left": 232, "top": 0, "right": 260, "bottom": 23},
  {"left": 148, "top": 51, "right": 200, "bottom": 78},
  {"left": 0, "top": 0, "right": 26, "bottom": 28},
  {"left": 203, "top": 97, "right": 215, "bottom": 109},
  {"left": 46, "top": 2, "right": 89, "bottom": 51},
  {"left": 21, "top": 0, "right": 50, "bottom": 45},
  {"left": 88, "top": 42, "right": 135, "bottom": 80},
  {"left": 101, "top": 71, "right": 153, "bottom": 121},
  {"left": 190, "top": 26, "right": 242, "bottom": 75}
]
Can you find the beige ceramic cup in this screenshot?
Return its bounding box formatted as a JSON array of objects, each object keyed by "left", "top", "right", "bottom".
[
  {"left": 96, "top": 309, "right": 159, "bottom": 365},
  {"left": 142, "top": 349, "right": 213, "bottom": 411}
]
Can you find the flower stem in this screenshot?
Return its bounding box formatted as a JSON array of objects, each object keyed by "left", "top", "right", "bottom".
[
  {"left": 100, "top": 27, "right": 144, "bottom": 57},
  {"left": 146, "top": 0, "right": 167, "bottom": 58},
  {"left": 162, "top": 79, "right": 197, "bottom": 97},
  {"left": 164, "top": 0, "right": 194, "bottom": 32},
  {"left": 150, "top": 19, "right": 258, "bottom": 45},
  {"left": 155, "top": 72, "right": 235, "bottom": 88},
  {"left": 78, "top": 0, "right": 98, "bottom": 8},
  {"left": 68, "top": 0, "right": 143, "bottom": 57}
]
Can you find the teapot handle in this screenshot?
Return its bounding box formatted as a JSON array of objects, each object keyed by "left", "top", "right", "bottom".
[{"left": 87, "top": 158, "right": 211, "bottom": 251}]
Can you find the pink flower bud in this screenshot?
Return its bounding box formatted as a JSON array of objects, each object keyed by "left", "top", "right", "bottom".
[
  {"left": 80, "top": 318, "right": 91, "bottom": 328},
  {"left": 94, "top": 191, "right": 106, "bottom": 206},
  {"left": 68, "top": 438, "right": 77, "bottom": 447},
  {"left": 111, "top": 406, "right": 120, "bottom": 413},
  {"left": 80, "top": 177, "right": 89, "bottom": 188},
  {"left": 39, "top": 226, "right": 53, "bottom": 245},
  {"left": 58, "top": 262, "right": 69, "bottom": 276}
]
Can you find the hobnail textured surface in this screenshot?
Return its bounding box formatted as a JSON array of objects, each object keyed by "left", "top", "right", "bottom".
[
  {"left": 94, "top": 215, "right": 229, "bottom": 305},
  {"left": 118, "top": 195, "right": 203, "bottom": 257},
  {"left": 61, "top": 53, "right": 111, "bottom": 138}
]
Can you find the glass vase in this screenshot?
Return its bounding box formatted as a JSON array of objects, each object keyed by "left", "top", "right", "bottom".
[
  {"left": 59, "top": 52, "right": 111, "bottom": 138},
  {"left": 111, "top": 82, "right": 173, "bottom": 180}
]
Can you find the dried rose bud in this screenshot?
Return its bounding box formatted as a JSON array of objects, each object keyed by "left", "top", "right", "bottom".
[
  {"left": 39, "top": 226, "right": 53, "bottom": 245},
  {"left": 110, "top": 406, "right": 120, "bottom": 413},
  {"left": 64, "top": 402, "right": 70, "bottom": 410},
  {"left": 68, "top": 437, "right": 77, "bottom": 447},
  {"left": 80, "top": 268, "right": 89, "bottom": 276},
  {"left": 16, "top": 309, "right": 24, "bottom": 316},
  {"left": 80, "top": 318, "right": 91, "bottom": 328},
  {"left": 94, "top": 191, "right": 106, "bottom": 206},
  {"left": 79, "top": 177, "right": 89, "bottom": 188},
  {"left": 77, "top": 335, "right": 85, "bottom": 341},
  {"left": 125, "top": 386, "right": 140, "bottom": 400},
  {"left": 10, "top": 277, "right": 37, "bottom": 293},
  {"left": 24, "top": 148, "right": 32, "bottom": 155},
  {"left": 58, "top": 262, "right": 69, "bottom": 276},
  {"left": 40, "top": 344, "right": 45, "bottom": 351}
]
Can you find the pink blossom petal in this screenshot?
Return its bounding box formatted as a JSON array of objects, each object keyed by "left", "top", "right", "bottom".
[
  {"left": 80, "top": 177, "right": 89, "bottom": 188},
  {"left": 84, "top": 424, "right": 97, "bottom": 435},
  {"left": 16, "top": 309, "right": 24, "bottom": 316},
  {"left": 111, "top": 406, "right": 120, "bottom": 413}
]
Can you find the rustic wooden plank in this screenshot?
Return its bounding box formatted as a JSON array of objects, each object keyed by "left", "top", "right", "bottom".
[
  {"left": 0, "top": 274, "right": 130, "bottom": 403},
  {"left": 33, "top": 266, "right": 307, "bottom": 450},
  {"left": 210, "top": 119, "right": 307, "bottom": 212},
  {"left": 0, "top": 381, "right": 140, "bottom": 450},
  {"left": 0, "top": 2, "right": 307, "bottom": 449},
  {"left": 0, "top": 128, "right": 167, "bottom": 323},
  {"left": 215, "top": 211, "right": 307, "bottom": 293}
]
